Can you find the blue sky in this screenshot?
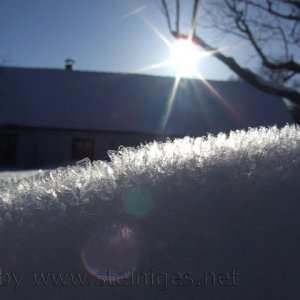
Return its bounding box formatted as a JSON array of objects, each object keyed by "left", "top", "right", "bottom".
[{"left": 0, "top": 0, "right": 234, "bottom": 80}]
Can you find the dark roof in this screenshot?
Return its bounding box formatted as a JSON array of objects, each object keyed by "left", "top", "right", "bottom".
[{"left": 0, "top": 67, "right": 293, "bottom": 136}]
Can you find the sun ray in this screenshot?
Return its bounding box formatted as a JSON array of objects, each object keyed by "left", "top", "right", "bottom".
[
  {"left": 193, "top": 70, "right": 246, "bottom": 126},
  {"left": 119, "top": 5, "right": 147, "bottom": 22},
  {"left": 141, "top": 16, "right": 173, "bottom": 49},
  {"left": 160, "top": 75, "right": 181, "bottom": 132},
  {"left": 134, "top": 13, "right": 248, "bottom": 130},
  {"left": 136, "top": 60, "right": 172, "bottom": 74}
]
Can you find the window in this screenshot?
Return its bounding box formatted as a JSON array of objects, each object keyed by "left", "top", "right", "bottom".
[
  {"left": 0, "top": 133, "right": 17, "bottom": 165},
  {"left": 72, "top": 138, "right": 94, "bottom": 161}
]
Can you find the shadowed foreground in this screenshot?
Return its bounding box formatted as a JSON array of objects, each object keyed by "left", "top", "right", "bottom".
[{"left": 0, "top": 125, "right": 299, "bottom": 299}]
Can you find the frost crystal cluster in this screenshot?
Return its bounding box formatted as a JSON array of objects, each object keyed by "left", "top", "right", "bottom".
[{"left": 0, "top": 125, "right": 299, "bottom": 299}]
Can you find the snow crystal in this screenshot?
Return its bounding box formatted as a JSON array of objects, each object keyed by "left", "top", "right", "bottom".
[
  {"left": 0, "top": 125, "right": 299, "bottom": 299},
  {"left": 1, "top": 125, "right": 299, "bottom": 213}
]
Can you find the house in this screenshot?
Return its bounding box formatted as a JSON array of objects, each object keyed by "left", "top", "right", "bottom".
[{"left": 0, "top": 65, "right": 293, "bottom": 168}]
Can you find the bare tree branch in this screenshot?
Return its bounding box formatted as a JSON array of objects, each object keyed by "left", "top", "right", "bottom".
[
  {"left": 159, "top": 0, "right": 300, "bottom": 106},
  {"left": 172, "top": 31, "right": 300, "bottom": 104},
  {"left": 248, "top": 0, "right": 300, "bottom": 21},
  {"left": 161, "top": 0, "right": 173, "bottom": 33},
  {"left": 283, "top": 0, "right": 300, "bottom": 9},
  {"left": 175, "top": 0, "right": 180, "bottom": 34},
  {"left": 190, "top": 0, "right": 201, "bottom": 37},
  {"left": 226, "top": 1, "right": 300, "bottom": 72}
]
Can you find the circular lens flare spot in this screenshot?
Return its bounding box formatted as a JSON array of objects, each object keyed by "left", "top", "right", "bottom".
[
  {"left": 81, "top": 225, "right": 138, "bottom": 281},
  {"left": 122, "top": 186, "right": 154, "bottom": 218}
]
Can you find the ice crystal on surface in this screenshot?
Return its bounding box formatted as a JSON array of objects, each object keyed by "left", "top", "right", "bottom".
[
  {"left": 0, "top": 125, "right": 300, "bottom": 215},
  {"left": 0, "top": 125, "right": 300, "bottom": 299}
]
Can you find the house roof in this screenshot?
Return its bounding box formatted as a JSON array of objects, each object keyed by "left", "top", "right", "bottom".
[{"left": 0, "top": 67, "right": 293, "bottom": 136}]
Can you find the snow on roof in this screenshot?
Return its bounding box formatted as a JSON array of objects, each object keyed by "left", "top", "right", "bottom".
[{"left": 0, "top": 67, "right": 293, "bottom": 135}]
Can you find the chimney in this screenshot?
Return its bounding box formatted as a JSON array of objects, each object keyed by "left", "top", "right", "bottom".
[{"left": 65, "top": 58, "right": 75, "bottom": 71}]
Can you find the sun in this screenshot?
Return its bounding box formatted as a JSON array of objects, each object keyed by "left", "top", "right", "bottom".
[
  {"left": 169, "top": 39, "right": 201, "bottom": 77},
  {"left": 136, "top": 18, "right": 230, "bottom": 132}
]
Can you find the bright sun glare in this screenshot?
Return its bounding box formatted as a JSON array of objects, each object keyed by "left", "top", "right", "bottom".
[
  {"left": 137, "top": 17, "right": 231, "bottom": 132},
  {"left": 170, "top": 40, "right": 201, "bottom": 77}
]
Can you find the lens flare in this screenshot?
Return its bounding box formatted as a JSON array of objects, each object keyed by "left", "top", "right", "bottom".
[
  {"left": 122, "top": 186, "right": 154, "bottom": 218},
  {"left": 133, "top": 16, "right": 243, "bottom": 132},
  {"left": 81, "top": 224, "right": 138, "bottom": 281}
]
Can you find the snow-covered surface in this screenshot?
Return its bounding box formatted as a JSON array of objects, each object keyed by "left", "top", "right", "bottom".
[
  {"left": 0, "top": 67, "right": 293, "bottom": 136},
  {"left": 0, "top": 124, "right": 299, "bottom": 207},
  {"left": 0, "top": 125, "right": 299, "bottom": 299},
  {"left": 0, "top": 169, "right": 43, "bottom": 181}
]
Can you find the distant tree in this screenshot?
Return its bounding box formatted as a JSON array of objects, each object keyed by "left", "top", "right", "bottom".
[{"left": 159, "top": 0, "right": 300, "bottom": 111}]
